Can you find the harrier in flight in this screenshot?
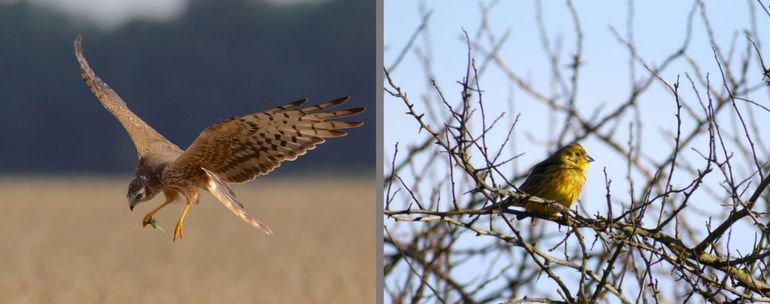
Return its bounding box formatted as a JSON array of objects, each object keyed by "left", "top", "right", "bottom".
[{"left": 74, "top": 36, "right": 364, "bottom": 241}]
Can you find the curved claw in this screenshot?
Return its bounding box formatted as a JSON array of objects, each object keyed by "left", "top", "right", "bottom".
[
  {"left": 173, "top": 221, "right": 183, "bottom": 241},
  {"left": 142, "top": 214, "right": 154, "bottom": 227},
  {"left": 172, "top": 201, "right": 191, "bottom": 242},
  {"left": 143, "top": 216, "right": 164, "bottom": 231}
]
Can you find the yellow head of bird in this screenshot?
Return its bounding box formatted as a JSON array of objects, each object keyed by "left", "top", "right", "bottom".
[{"left": 554, "top": 143, "right": 594, "bottom": 171}]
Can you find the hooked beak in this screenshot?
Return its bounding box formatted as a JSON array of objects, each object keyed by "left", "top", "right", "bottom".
[
  {"left": 586, "top": 154, "right": 595, "bottom": 162},
  {"left": 129, "top": 197, "right": 140, "bottom": 211}
]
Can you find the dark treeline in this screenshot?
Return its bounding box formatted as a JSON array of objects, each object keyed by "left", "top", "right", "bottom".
[{"left": 0, "top": 0, "right": 375, "bottom": 174}]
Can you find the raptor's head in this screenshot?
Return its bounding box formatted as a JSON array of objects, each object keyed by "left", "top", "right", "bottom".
[
  {"left": 127, "top": 158, "right": 166, "bottom": 210},
  {"left": 127, "top": 175, "right": 159, "bottom": 211}
]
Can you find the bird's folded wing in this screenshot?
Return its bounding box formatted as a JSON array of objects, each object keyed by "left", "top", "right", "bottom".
[
  {"left": 203, "top": 168, "right": 273, "bottom": 235},
  {"left": 74, "top": 36, "right": 180, "bottom": 156},
  {"left": 167, "top": 96, "right": 365, "bottom": 184},
  {"left": 518, "top": 157, "right": 560, "bottom": 193}
]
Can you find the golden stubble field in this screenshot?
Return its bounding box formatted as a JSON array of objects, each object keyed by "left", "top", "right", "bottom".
[{"left": 0, "top": 175, "right": 375, "bottom": 304}]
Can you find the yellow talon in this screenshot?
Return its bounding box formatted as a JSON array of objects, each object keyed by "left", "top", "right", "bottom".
[
  {"left": 142, "top": 194, "right": 175, "bottom": 227},
  {"left": 173, "top": 200, "right": 192, "bottom": 242},
  {"left": 142, "top": 217, "right": 164, "bottom": 231},
  {"left": 173, "top": 221, "right": 184, "bottom": 241},
  {"left": 142, "top": 214, "right": 155, "bottom": 227}
]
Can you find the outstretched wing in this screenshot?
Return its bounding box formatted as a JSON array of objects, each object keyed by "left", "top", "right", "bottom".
[
  {"left": 74, "top": 35, "right": 180, "bottom": 156},
  {"left": 169, "top": 96, "right": 365, "bottom": 184},
  {"left": 203, "top": 168, "right": 273, "bottom": 235}
]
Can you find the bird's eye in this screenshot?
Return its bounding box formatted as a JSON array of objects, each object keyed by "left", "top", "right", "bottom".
[{"left": 575, "top": 152, "right": 581, "bottom": 157}]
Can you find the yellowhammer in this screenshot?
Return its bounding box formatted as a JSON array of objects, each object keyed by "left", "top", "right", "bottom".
[{"left": 516, "top": 143, "right": 594, "bottom": 215}]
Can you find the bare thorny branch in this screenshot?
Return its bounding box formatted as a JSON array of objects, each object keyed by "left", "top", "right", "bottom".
[{"left": 384, "top": 1, "right": 770, "bottom": 303}]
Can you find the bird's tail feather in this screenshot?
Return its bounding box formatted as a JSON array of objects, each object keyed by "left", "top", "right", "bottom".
[{"left": 202, "top": 168, "right": 273, "bottom": 235}]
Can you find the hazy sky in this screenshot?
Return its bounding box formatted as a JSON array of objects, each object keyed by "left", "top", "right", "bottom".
[{"left": 0, "top": 0, "right": 331, "bottom": 29}]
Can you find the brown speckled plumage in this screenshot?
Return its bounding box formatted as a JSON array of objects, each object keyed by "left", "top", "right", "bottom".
[{"left": 74, "top": 36, "right": 364, "bottom": 241}]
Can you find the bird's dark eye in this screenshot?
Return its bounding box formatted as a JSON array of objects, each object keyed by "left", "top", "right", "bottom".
[{"left": 575, "top": 152, "right": 581, "bottom": 157}]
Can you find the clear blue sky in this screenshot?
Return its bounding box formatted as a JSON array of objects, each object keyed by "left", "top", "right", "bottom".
[{"left": 385, "top": 0, "right": 770, "bottom": 300}]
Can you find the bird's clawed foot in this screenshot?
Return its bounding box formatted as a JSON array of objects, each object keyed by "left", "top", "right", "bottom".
[
  {"left": 141, "top": 197, "right": 174, "bottom": 230},
  {"left": 142, "top": 213, "right": 155, "bottom": 227},
  {"left": 173, "top": 221, "right": 184, "bottom": 241},
  {"left": 142, "top": 215, "right": 164, "bottom": 231}
]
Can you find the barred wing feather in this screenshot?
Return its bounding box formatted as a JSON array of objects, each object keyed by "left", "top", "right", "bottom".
[{"left": 169, "top": 96, "right": 365, "bottom": 184}]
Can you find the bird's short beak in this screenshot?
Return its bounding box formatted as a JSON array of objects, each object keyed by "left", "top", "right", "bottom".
[{"left": 586, "top": 154, "right": 595, "bottom": 162}]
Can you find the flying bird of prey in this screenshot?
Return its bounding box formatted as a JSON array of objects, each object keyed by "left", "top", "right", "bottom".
[{"left": 74, "top": 36, "right": 365, "bottom": 241}]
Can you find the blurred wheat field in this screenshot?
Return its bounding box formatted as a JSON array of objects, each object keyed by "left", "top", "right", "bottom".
[{"left": 0, "top": 175, "right": 374, "bottom": 304}]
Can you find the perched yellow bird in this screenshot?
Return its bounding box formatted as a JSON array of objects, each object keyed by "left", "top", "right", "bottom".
[{"left": 516, "top": 143, "right": 594, "bottom": 215}]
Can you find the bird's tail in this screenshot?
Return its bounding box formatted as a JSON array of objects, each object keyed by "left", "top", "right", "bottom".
[{"left": 202, "top": 167, "right": 273, "bottom": 235}]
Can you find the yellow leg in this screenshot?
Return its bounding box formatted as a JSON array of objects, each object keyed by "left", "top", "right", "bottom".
[
  {"left": 142, "top": 199, "right": 173, "bottom": 227},
  {"left": 142, "top": 191, "right": 178, "bottom": 227},
  {"left": 173, "top": 200, "right": 192, "bottom": 241}
]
